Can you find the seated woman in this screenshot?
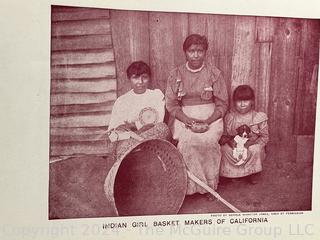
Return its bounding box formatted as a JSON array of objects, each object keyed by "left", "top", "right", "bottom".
[
  {"left": 108, "top": 61, "right": 167, "bottom": 142},
  {"left": 165, "top": 34, "right": 228, "bottom": 197},
  {"left": 220, "top": 85, "right": 269, "bottom": 184}
]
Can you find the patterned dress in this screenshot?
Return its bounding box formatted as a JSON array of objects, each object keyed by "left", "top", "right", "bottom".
[
  {"left": 220, "top": 109, "right": 269, "bottom": 178},
  {"left": 165, "top": 63, "right": 228, "bottom": 194}
]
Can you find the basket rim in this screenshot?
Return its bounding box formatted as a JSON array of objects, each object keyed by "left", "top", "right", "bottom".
[{"left": 104, "top": 138, "right": 188, "bottom": 216}]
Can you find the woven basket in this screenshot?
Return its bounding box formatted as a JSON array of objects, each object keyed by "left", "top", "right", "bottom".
[{"left": 104, "top": 124, "right": 187, "bottom": 216}]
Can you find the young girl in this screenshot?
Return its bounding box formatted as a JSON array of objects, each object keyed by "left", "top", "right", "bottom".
[
  {"left": 220, "top": 85, "right": 269, "bottom": 184},
  {"left": 108, "top": 61, "right": 166, "bottom": 141}
]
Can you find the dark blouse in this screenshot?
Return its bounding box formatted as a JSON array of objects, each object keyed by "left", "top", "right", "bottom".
[{"left": 165, "top": 63, "right": 228, "bottom": 118}]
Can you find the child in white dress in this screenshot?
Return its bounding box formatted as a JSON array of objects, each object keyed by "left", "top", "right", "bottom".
[{"left": 108, "top": 61, "right": 166, "bottom": 142}]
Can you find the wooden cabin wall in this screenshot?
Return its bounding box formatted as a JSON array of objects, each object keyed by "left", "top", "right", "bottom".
[
  {"left": 50, "top": 6, "right": 116, "bottom": 157},
  {"left": 50, "top": 6, "right": 320, "bottom": 162},
  {"left": 109, "top": 10, "right": 319, "bottom": 162}
]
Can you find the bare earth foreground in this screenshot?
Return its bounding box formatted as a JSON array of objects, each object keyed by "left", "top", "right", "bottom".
[{"left": 49, "top": 147, "right": 313, "bottom": 219}]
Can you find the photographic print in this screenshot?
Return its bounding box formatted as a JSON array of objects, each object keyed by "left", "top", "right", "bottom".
[
  {"left": 48, "top": 4, "right": 319, "bottom": 220},
  {"left": 1, "top": 0, "right": 320, "bottom": 240}
]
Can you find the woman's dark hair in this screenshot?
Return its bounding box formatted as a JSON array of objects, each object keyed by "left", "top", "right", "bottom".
[
  {"left": 233, "top": 85, "right": 255, "bottom": 101},
  {"left": 126, "top": 61, "right": 151, "bottom": 79},
  {"left": 183, "top": 34, "right": 208, "bottom": 52}
]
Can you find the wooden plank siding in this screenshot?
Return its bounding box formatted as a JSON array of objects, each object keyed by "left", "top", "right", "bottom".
[
  {"left": 254, "top": 17, "right": 275, "bottom": 114},
  {"left": 51, "top": 63, "right": 116, "bottom": 79},
  {"left": 173, "top": 14, "right": 189, "bottom": 67},
  {"left": 269, "top": 19, "right": 303, "bottom": 142},
  {"left": 255, "top": 42, "right": 272, "bottom": 114},
  {"left": 51, "top": 35, "right": 113, "bottom": 51},
  {"left": 230, "top": 16, "right": 257, "bottom": 90},
  {"left": 50, "top": 141, "right": 111, "bottom": 156},
  {"left": 51, "top": 91, "right": 117, "bottom": 105},
  {"left": 51, "top": 101, "right": 114, "bottom": 115},
  {"left": 50, "top": 6, "right": 320, "bottom": 163},
  {"left": 188, "top": 13, "right": 209, "bottom": 36},
  {"left": 207, "top": 15, "right": 235, "bottom": 98},
  {"left": 110, "top": 10, "right": 150, "bottom": 96},
  {"left": 51, "top": 49, "right": 114, "bottom": 65},
  {"left": 50, "top": 6, "right": 116, "bottom": 157},
  {"left": 149, "top": 12, "right": 176, "bottom": 90},
  {"left": 51, "top": 78, "right": 117, "bottom": 93},
  {"left": 51, "top": 19, "right": 111, "bottom": 37},
  {"left": 294, "top": 19, "right": 320, "bottom": 135},
  {"left": 52, "top": 7, "right": 110, "bottom": 21}
]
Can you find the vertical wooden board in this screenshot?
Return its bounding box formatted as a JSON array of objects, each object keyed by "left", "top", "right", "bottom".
[
  {"left": 127, "top": 11, "right": 150, "bottom": 64},
  {"left": 215, "top": 55, "right": 234, "bottom": 98},
  {"left": 296, "top": 20, "right": 320, "bottom": 135},
  {"left": 269, "top": 18, "right": 302, "bottom": 145},
  {"left": 110, "top": 10, "right": 132, "bottom": 96},
  {"left": 207, "top": 15, "right": 235, "bottom": 96},
  {"left": 149, "top": 12, "right": 175, "bottom": 91},
  {"left": 207, "top": 15, "right": 235, "bottom": 56},
  {"left": 230, "top": 16, "right": 257, "bottom": 90},
  {"left": 294, "top": 22, "right": 320, "bottom": 136},
  {"left": 188, "top": 13, "right": 208, "bottom": 36},
  {"left": 255, "top": 42, "right": 272, "bottom": 114},
  {"left": 254, "top": 16, "right": 274, "bottom": 113},
  {"left": 294, "top": 55, "right": 306, "bottom": 135},
  {"left": 256, "top": 17, "right": 276, "bottom": 42},
  {"left": 173, "top": 13, "right": 189, "bottom": 67},
  {"left": 302, "top": 64, "right": 318, "bottom": 134},
  {"left": 110, "top": 10, "right": 150, "bottom": 96},
  {"left": 296, "top": 135, "right": 315, "bottom": 162}
]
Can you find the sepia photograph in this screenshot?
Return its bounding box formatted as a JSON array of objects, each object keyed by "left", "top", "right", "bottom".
[
  {"left": 48, "top": 5, "right": 319, "bottom": 219},
  {"left": 2, "top": 0, "right": 320, "bottom": 240}
]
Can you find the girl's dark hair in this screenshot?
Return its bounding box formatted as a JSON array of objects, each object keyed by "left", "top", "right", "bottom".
[
  {"left": 126, "top": 61, "right": 151, "bottom": 79},
  {"left": 233, "top": 85, "right": 255, "bottom": 101},
  {"left": 183, "top": 34, "right": 208, "bottom": 52}
]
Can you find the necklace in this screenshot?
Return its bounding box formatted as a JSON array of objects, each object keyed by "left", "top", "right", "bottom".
[{"left": 186, "top": 62, "right": 204, "bottom": 73}]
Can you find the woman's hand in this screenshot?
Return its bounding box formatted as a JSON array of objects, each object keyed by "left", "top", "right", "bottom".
[
  {"left": 184, "top": 117, "right": 204, "bottom": 127},
  {"left": 175, "top": 109, "right": 202, "bottom": 126},
  {"left": 136, "top": 123, "right": 155, "bottom": 134},
  {"left": 174, "top": 109, "right": 209, "bottom": 133},
  {"left": 244, "top": 132, "right": 259, "bottom": 148},
  {"left": 189, "top": 121, "right": 209, "bottom": 133},
  {"left": 115, "top": 121, "right": 137, "bottom": 132}
]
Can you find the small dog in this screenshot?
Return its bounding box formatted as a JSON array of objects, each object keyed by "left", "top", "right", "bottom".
[
  {"left": 236, "top": 124, "right": 251, "bottom": 138},
  {"left": 232, "top": 125, "right": 251, "bottom": 165}
]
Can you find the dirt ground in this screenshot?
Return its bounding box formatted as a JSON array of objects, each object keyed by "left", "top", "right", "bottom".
[
  {"left": 49, "top": 148, "right": 313, "bottom": 219},
  {"left": 180, "top": 160, "right": 313, "bottom": 214}
]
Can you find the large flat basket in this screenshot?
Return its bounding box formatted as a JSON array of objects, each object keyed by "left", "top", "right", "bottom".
[{"left": 104, "top": 138, "right": 187, "bottom": 216}]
